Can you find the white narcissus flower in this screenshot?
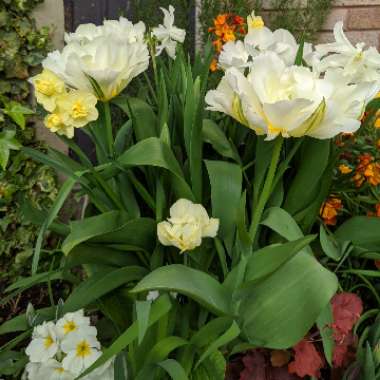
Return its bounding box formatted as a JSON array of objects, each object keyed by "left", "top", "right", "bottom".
[
  {"left": 157, "top": 199, "right": 219, "bottom": 252},
  {"left": 56, "top": 309, "right": 97, "bottom": 340},
  {"left": 61, "top": 334, "right": 101, "bottom": 375},
  {"left": 246, "top": 11, "right": 264, "bottom": 33},
  {"left": 43, "top": 112, "right": 74, "bottom": 139},
  {"left": 43, "top": 18, "right": 149, "bottom": 101},
  {"left": 316, "top": 21, "right": 380, "bottom": 82},
  {"left": 25, "top": 321, "right": 59, "bottom": 363},
  {"left": 37, "top": 359, "right": 75, "bottom": 380},
  {"left": 218, "top": 41, "right": 249, "bottom": 71},
  {"left": 152, "top": 5, "right": 186, "bottom": 59}
]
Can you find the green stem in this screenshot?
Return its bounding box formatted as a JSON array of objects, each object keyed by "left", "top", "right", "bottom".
[
  {"left": 103, "top": 101, "right": 113, "bottom": 157},
  {"left": 249, "top": 136, "right": 284, "bottom": 245}
]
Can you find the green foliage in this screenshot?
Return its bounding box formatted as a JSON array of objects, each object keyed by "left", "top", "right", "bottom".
[
  {"left": 0, "top": 0, "right": 57, "bottom": 286},
  {"left": 269, "top": 0, "right": 334, "bottom": 41}
]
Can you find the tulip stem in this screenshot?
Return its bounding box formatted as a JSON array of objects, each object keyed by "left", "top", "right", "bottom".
[
  {"left": 249, "top": 136, "right": 284, "bottom": 246},
  {"left": 103, "top": 101, "right": 113, "bottom": 157}
]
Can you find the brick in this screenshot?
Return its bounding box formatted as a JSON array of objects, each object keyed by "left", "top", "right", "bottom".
[
  {"left": 347, "top": 7, "right": 380, "bottom": 30},
  {"left": 318, "top": 30, "right": 380, "bottom": 48},
  {"left": 321, "top": 8, "right": 348, "bottom": 30},
  {"left": 253, "top": 0, "right": 307, "bottom": 10},
  {"left": 333, "top": 0, "right": 380, "bottom": 6}
]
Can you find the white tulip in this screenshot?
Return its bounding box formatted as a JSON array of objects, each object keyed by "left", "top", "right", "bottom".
[
  {"left": 56, "top": 309, "right": 97, "bottom": 340},
  {"left": 307, "top": 69, "right": 380, "bottom": 138},
  {"left": 25, "top": 321, "right": 59, "bottom": 363},
  {"left": 152, "top": 5, "right": 186, "bottom": 59},
  {"left": 218, "top": 41, "right": 249, "bottom": 71},
  {"left": 316, "top": 21, "right": 380, "bottom": 82},
  {"left": 61, "top": 334, "right": 101, "bottom": 375},
  {"left": 157, "top": 199, "right": 219, "bottom": 252},
  {"left": 244, "top": 27, "right": 308, "bottom": 66},
  {"left": 43, "top": 18, "right": 149, "bottom": 100},
  {"left": 205, "top": 76, "right": 250, "bottom": 128}
]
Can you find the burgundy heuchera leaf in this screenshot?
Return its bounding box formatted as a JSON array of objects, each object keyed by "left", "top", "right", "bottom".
[
  {"left": 331, "top": 292, "right": 363, "bottom": 342},
  {"left": 288, "top": 339, "right": 324, "bottom": 378}
]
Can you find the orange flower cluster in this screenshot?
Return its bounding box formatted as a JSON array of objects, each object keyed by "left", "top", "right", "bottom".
[
  {"left": 320, "top": 197, "right": 343, "bottom": 226},
  {"left": 208, "top": 13, "right": 246, "bottom": 71},
  {"left": 352, "top": 153, "right": 380, "bottom": 187}
]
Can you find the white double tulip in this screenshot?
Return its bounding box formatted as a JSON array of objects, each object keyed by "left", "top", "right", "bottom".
[
  {"left": 157, "top": 199, "right": 219, "bottom": 252},
  {"left": 43, "top": 18, "right": 149, "bottom": 101},
  {"left": 206, "top": 51, "right": 378, "bottom": 140}
]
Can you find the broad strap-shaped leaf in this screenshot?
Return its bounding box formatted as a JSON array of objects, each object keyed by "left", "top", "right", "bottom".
[
  {"left": 334, "top": 216, "right": 380, "bottom": 251},
  {"left": 205, "top": 160, "right": 242, "bottom": 254},
  {"left": 244, "top": 235, "right": 317, "bottom": 284},
  {"left": 76, "top": 295, "right": 172, "bottom": 379},
  {"left": 131, "top": 265, "right": 231, "bottom": 316},
  {"left": 316, "top": 302, "right": 334, "bottom": 367},
  {"left": 202, "top": 119, "right": 240, "bottom": 163},
  {"left": 63, "top": 266, "right": 147, "bottom": 313},
  {"left": 62, "top": 211, "right": 128, "bottom": 255},
  {"left": 239, "top": 251, "right": 338, "bottom": 349},
  {"left": 88, "top": 217, "right": 156, "bottom": 252},
  {"left": 283, "top": 138, "right": 330, "bottom": 216},
  {"left": 117, "top": 137, "right": 194, "bottom": 200},
  {"left": 113, "top": 96, "right": 157, "bottom": 141}
]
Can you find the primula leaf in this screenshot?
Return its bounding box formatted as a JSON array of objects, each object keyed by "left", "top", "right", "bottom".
[{"left": 131, "top": 264, "right": 231, "bottom": 316}]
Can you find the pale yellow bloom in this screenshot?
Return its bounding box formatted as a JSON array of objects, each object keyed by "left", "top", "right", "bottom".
[
  {"left": 57, "top": 91, "right": 98, "bottom": 128},
  {"left": 247, "top": 11, "right": 264, "bottom": 32},
  {"left": 157, "top": 199, "right": 219, "bottom": 252},
  {"left": 44, "top": 113, "right": 74, "bottom": 139},
  {"left": 30, "top": 69, "right": 65, "bottom": 112}
]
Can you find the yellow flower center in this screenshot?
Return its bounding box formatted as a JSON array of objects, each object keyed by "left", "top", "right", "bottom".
[
  {"left": 354, "top": 51, "right": 364, "bottom": 62},
  {"left": 248, "top": 16, "right": 264, "bottom": 30},
  {"left": 35, "top": 79, "right": 56, "bottom": 96},
  {"left": 44, "top": 335, "right": 54, "bottom": 349},
  {"left": 71, "top": 101, "right": 88, "bottom": 119},
  {"left": 232, "top": 95, "right": 248, "bottom": 126},
  {"left": 46, "top": 114, "right": 62, "bottom": 129},
  {"left": 76, "top": 340, "right": 92, "bottom": 358},
  {"left": 63, "top": 321, "right": 77, "bottom": 334},
  {"left": 55, "top": 367, "right": 65, "bottom": 373}
]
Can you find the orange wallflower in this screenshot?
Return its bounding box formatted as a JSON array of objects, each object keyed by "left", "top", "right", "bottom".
[
  {"left": 364, "top": 162, "right": 380, "bottom": 186},
  {"left": 377, "top": 139, "right": 380, "bottom": 149},
  {"left": 210, "top": 58, "right": 218, "bottom": 72},
  {"left": 339, "top": 164, "right": 352, "bottom": 174},
  {"left": 320, "top": 197, "right": 343, "bottom": 226},
  {"left": 375, "top": 118, "right": 380, "bottom": 129}
]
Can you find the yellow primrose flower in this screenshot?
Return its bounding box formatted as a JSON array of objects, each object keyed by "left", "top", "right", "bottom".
[
  {"left": 57, "top": 90, "right": 99, "bottom": 128},
  {"left": 247, "top": 11, "right": 264, "bottom": 32},
  {"left": 44, "top": 112, "right": 74, "bottom": 139},
  {"left": 29, "top": 69, "right": 65, "bottom": 112}
]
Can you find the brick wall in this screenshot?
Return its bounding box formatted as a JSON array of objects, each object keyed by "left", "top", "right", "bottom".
[
  {"left": 260, "top": 0, "right": 380, "bottom": 49},
  {"left": 320, "top": 0, "right": 380, "bottom": 49}
]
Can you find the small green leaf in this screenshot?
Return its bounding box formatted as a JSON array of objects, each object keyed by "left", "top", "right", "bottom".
[{"left": 136, "top": 300, "right": 152, "bottom": 344}]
